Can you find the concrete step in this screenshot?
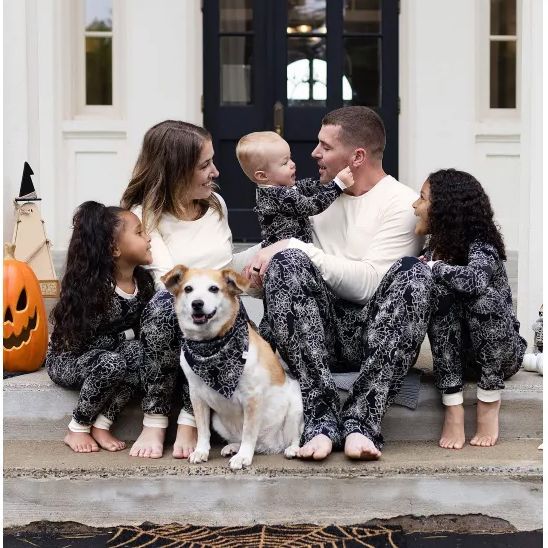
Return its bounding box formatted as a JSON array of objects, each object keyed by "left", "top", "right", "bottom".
[
  {"left": 3, "top": 366, "right": 542, "bottom": 443},
  {"left": 3, "top": 439, "right": 542, "bottom": 529}
]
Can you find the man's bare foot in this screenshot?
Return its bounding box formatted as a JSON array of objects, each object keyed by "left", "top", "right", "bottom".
[
  {"left": 296, "top": 434, "right": 332, "bottom": 460},
  {"left": 470, "top": 399, "right": 501, "bottom": 447},
  {"left": 91, "top": 427, "right": 126, "bottom": 452},
  {"left": 344, "top": 432, "right": 381, "bottom": 460},
  {"left": 64, "top": 430, "right": 100, "bottom": 453},
  {"left": 439, "top": 404, "right": 465, "bottom": 449},
  {"left": 129, "top": 426, "right": 165, "bottom": 458},
  {"left": 172, "top": 424, "right": 198, "bottom": 459}
]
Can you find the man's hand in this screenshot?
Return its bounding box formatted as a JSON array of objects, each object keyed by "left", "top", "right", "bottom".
[{"left": 243, "top": 239, "right": 290, "bottom": 286}]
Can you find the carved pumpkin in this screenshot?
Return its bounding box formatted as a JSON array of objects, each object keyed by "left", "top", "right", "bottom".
[{"left": 3, "top": 243, "right": 48, "bottom": 372}]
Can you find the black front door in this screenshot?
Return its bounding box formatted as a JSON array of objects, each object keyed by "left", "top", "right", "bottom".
[{"left": 204, "top": 0, "right": 399, "bottom": 241}]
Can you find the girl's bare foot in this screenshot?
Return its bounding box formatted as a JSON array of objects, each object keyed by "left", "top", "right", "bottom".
[
  {"left": 64, "top": 430, "right": 100, "bottom": 453},
  {"left": 129, "top": 426, "right": 165, "bottom": 458},
  {"left": 91, "top": 426, "right": 126, "bottom": 452},
  {"left": 439, "top": 404, "right": 465, "bottom": 449},
  {"left": 470, "top": 399, "right": 501, "bottom": 447},
  {"left": 297, "top": 434, "right": 332, "bottom": 460},
  {"left": 344, "top": 432, "right": 381, "bottom": 460},
  {"left": 172, "top": 424, "right": 198, "bottom": 459}
]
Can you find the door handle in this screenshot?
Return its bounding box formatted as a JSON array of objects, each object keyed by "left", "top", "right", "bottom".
[{"left": 274, "top": 101, "right": 284, "bottom": 136}]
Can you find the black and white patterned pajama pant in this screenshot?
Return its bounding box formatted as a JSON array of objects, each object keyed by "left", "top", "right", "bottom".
[
  {"left": 262, "top": 249, "right": 433, "bottom": 450},
  {"left": 428, "top": 282, "right": 526, "bottom": 394},
  {"left": 46, "top": 340, "right": 143, "bottom": 426}
]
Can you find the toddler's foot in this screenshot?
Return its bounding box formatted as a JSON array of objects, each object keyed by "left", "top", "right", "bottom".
[
  {"left": 439, "top": 404, "right": 465, "bottom": 449},
  {"left": 91, "top": 426, "right": 126, "bottom": 452},
  {"left": 64, "top": 430, "right": 100, "bottom": 453},
  {"left": 297, "top": 434, "right": 332, "bottom": 460},
  {"left": 470, "top": 399, "right": 500, "bottom": 447},
  {"left": 344, "top": 432, "right": 381, "bottom": 460},
  {"left": 172, "top": 424, "right": 198, "bottom": 459},
  {"left": 129, "top": 426, "right": 165, "bottom": 458}
]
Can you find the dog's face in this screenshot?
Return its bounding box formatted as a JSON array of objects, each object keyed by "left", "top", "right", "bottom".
[{"left": 161, "top": 266, "right": 249, "bottom": 340}]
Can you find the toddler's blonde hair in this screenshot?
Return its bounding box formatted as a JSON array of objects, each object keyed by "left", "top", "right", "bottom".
[{"left": 236, "top": 131, "right": 286, "bottom": 183}]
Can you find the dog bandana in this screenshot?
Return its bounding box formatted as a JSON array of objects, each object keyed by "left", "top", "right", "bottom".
[{"left": 182, "top": 302, "right": 249, "bottom": 399}]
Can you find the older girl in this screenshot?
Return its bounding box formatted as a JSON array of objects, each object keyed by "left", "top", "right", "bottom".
[{"left": 413, "top": 169, "right": 526, "bottom": 449}]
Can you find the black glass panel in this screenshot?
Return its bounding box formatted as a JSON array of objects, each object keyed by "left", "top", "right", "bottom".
[
  {"left": 220, "top": 0, "right": 253, "bottom": 32},
  {"left": 86, "top": 37, "right": 112, "bottom": 105},
  {"left": 287, "top": 37, "right": 327, "bottom": 105},
  {"left": 344, "top": 0, "right": 381, "bottom": 34},
  {"left": 490, "top": 0, "right": 516, "bottom": 35},
  {"left": 343, "top": 37, "right": 380, "bottom": 107},
  {"left": 220, "top": 36, "right": 253, "bottom": 105},
  {"left": 490, "top": 40, "right": 516, "bottom": 108}
]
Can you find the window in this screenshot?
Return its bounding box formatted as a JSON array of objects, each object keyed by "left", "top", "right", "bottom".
[{"left": 489, "top": 0, "right": 517, "bottom": 109}]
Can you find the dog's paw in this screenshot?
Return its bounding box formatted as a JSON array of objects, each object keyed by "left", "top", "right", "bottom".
[
  {"left": 188, "top": 449, "right": 209, "bottom": 464},
  {"left": 284, "top": 445, "right": 300, "bottom": 459},
  {"left": 221, "top": 443, "right": 240, "bottom": 457},
  {"left": 229, "top": 452, "right": 253, "bottom": 470}
]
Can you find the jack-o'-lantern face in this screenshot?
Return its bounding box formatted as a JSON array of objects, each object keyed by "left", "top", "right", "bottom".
[{"left": 3, "top": 247, "right": 48, "bottom": 373}]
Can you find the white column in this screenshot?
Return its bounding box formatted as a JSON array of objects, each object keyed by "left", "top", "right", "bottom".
[{"left": 516, "top": 0, "right": 543, "bottom": 342}]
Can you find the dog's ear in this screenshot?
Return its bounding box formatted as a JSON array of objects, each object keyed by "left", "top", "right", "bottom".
[
  {"left": 161, "top": 265, "right": 188, "bottom": 295},
  {"left": 222, "top": 269, "right": 250, "bottom": 296}
]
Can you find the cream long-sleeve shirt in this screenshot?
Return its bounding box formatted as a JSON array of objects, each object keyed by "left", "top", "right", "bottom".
[
  {"left": 288, "top": 175, "right": 422, "bottom": 304},
  {"left": 133, "top": 193, "right": 259, "bottom": 289}
]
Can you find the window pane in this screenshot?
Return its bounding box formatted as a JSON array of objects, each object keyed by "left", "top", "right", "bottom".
[
  {"left": 220, "top": 0, "right": 253, "bottom": 33},
  {"left": 86, "top": 37, "right": 112, "bottom": 105},
  {"left": 220, "top": 36, "right": 253, "bottom": 105},
  {"left": 343, "top": 38, "right": 380, "bottom": 107},
  {"left": 490, "top": 0, "right": 516, "bottom": 35},
  {"left": 287, "top": 0, "right": 326, "bottom": 34},
  {"left": 85, "top": 0, "right": 112, "bottom": 31},
  {"left": 287, "top": 37, "right": 326, "bottom": 105},
  {"left": 490, "top": 41, "right": 516, "bottom": 108},
  {"left": 344, "top": 0, "right": 381, "bottom": 34}
]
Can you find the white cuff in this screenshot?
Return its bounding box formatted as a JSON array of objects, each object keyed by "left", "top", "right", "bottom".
[
  {"left": 427, "top": 260, "right": 440, "bottom": 270},
  {"left": 92, "top": 414, "right": 113, "bottom": 431},
  {"left": 333, "top": 176, "right": 349, "bottom": 190},
  {"left": 68, "top": 419, "right": 91, "bottom": 433},
  {"left": 143, "top": 413, "right": 169, "bottom": 428},
  {"left": 442, "top": 392, "right": 464, "bottom": 406},
  {"left": 477, "top": 387, "right": 501, "bottom": 402},
  {"left": 287, "top": 238, "right": 310, "bottom": 252},
  {"left": 177, "top": 409, "right": 197, "bottom": 427},
  {"left": 123, "top": 328, "right": 135, "bottom": 341}
]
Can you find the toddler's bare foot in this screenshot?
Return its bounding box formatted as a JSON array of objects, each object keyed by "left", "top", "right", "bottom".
[
  {"left": 172, "top": 424, "right": 198, "bottom": 459},
  {"left": 344, "top": 432, "right": 381, "bottom": 460},
  {"left": 64, "top": 430, "right": 100, "bottom": 453},
  {"left": 297, "top": 434, "right": 332, "bottom": 460},
  {"left": 439, "top": 404, "right": 465, "bottom": 449},
  {"left": 129, "top": 426, "right": 165, "bottom": 458},
  {"left": 470, "top": 399, "right": 501, "bottom": 447},
  {"left": 91, "top": 426, "right": 126, "bottom": 452}
]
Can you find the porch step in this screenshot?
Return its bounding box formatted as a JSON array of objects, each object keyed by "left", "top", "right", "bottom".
[
  {"left": 3, "top": 367, "right": 542, "bottom": 443},
  {"left": 3, "top": 439, "right": 542, "bottom": 529}
]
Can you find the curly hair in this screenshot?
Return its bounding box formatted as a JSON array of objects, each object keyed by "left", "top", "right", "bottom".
[
  {"left": 427, "top": 169, "right": 506, "bottom": 264},
  {"left": 49, "top": 201, "right": 155, "bottom": 352}
]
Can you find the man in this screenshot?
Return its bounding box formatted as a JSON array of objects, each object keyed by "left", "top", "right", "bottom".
[{"left": 246, "top": 106, "right": 432, "bottom": 460}]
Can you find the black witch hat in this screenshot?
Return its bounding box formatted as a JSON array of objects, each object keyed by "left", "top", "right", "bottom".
[{"left": 15, "top": 162, "right": 41, "bottom": 202}]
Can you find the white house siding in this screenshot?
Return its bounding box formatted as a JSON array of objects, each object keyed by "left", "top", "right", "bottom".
[{"left": 3, "top": 0, "right": 542, "bottom": 337}]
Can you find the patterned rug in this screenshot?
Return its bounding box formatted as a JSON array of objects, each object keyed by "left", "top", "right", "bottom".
[{"left": 3, "top": 522, "right": 542, "bottom": 547}]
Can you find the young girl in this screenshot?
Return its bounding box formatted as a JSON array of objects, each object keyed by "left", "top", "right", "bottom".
[
  {"left": 46, "top": 201, "right": 155, "bottom": 453},
  {"left": 413, "top": 169, "right": 527, "bottom": 449}
]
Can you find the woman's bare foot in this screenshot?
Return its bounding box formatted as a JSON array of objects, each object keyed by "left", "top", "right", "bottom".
[
  {"left": 172, "top": 424, "right": 198, "bottom": 459},
  {"left": 344, "top": 432, "right": 381, "bottom": 460},
  {"left": 439, "top": 404, "right": 465, "bottom": 449},
  {"left": 470, "top": 399, "right": 501, "bottom": 447},
  {"left": 129, "top": 426, "right": 165, "bottom": 458},
  {"left": 296, "top": 434, "right": 332, "bottom": 460},
  {"left": 64, "top": 430, "right": 100, "bottom": 453},
  {"left": 91, "top": 427, "right": 126, "bottom": 452}
]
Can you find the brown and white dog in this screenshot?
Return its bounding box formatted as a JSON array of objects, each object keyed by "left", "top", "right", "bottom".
[{"left": 162, "top": 265, "right": 304, "bottom": 470}]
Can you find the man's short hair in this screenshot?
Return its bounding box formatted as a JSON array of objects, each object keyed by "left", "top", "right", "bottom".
[
  {"left": 236, "top": 131, "right": 283, "bottom": 182},
  {"left": 322, "top": 106, "right": 386, "bottom": 161}
]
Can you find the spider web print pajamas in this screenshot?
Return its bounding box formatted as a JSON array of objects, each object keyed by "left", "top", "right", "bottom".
[{"left": 426, "top": 241, "right": 527, "bottom": 405}]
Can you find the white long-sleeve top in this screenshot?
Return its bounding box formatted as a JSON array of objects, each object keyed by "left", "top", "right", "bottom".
[
  {"left": 133, "top": 193, "right": 259, "bottom": 289},
  {"left": 288, "top": 175, "right": 422, "bottom": 304}
]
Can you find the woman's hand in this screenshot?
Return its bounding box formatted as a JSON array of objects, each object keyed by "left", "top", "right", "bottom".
[{"left": 244, "top": 240, "right": 290, "bottom": 286}]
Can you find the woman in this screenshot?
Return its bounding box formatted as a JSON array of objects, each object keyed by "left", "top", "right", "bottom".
[{"left": 121, "top": 120, "right": 258, "bottom": 459}]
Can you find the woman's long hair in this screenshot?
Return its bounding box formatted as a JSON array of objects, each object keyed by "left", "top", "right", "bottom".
[
  {"left": 49, "top": 201, "right": 154, "bottom": 352},
  {"left": 428, "top": 169, "right": 506, "bottom": 264},
  {"left": 121, "top": 120, "right": 223, "bottom": 231}
]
